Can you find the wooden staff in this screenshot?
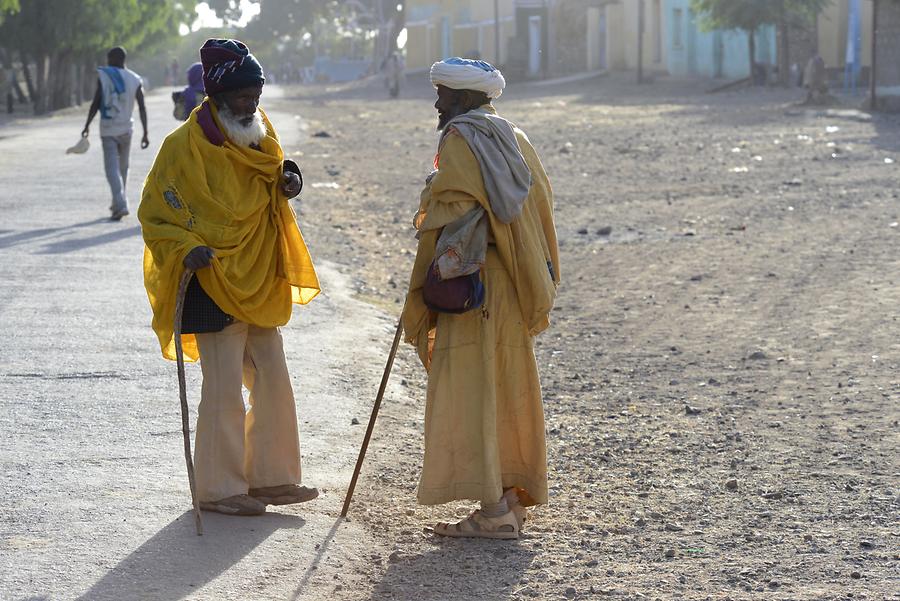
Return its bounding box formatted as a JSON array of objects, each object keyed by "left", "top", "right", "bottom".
[
  {"left": 174, "top": 269, "right": 203, "bottom": 535},
  {"left": 341, "top": 320, "right": 404, "bottom": 518}
]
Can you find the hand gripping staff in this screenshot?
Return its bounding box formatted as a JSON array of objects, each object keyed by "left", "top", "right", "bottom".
[
  {"left": 174, "top": 269, "right": 203, "bottom": 535},
  {"left": 341, "top": 320, "right": 404, "bottom": 517}
]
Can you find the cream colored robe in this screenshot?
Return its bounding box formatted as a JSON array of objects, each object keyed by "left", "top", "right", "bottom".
[{"left": 401, "top": 112, "right": 560, "bottom": 507}]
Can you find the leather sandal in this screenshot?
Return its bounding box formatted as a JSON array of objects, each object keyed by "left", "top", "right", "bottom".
[
  {"left": 199, "top": 494, "right": 266, "bottom": 516},
  {"left": 249, "top": 484, "right": 319, "bottom": 505},
  {"left": 434, "top": 509, "right": 519, "bottom": 540}
]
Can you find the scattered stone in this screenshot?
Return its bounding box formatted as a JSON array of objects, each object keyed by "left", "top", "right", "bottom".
[
  {"left": 388, "top": 550, "right": 403, "bottom": 564},
  {"left": 565, "top": 586, "right": 577, "bottom": 598},
  {"left": 586, "top": 559, "right": 599, "bottom": 568},
  {"left": 850, "top": 571, "right": 861, "bottom": 579},
  {"left": 803, "top": 534, "right": 813, "bottom": 542},
  {"left": 664, "top": 548, "right": 677, "bottom": 558},
  {"left": 761, "top": 491, "right": 783, "bottom": 500},
  {"left": 725, "top": 478, "right": 738, "bottom": 490},
  {"left": 350, "top": 417, "right": 360, "bottom": 425},
  {"left": 577, "top": 228, "right": 589, "bottom": 235},
  {"left": 596, "top": 225, "right": 613, "bottom": 236},
  {"left": 685, "top": 405, "right": 702, "bottom": 415},
  {"left": 783, "top": 178, "right": 803, "bottom": 186},
  {"left": 560, "top": 142, "right": 574, "bottom": 154},
  {"left": 859, "top": 540, "right": 875, "bottom": 550},
  {"left": 748, "top": 351, "right": 768, "bottom": 360},
  {"left": 313, "top": 131, "right": 332, "bottom": 138},
  {"left": 665, "top": 523, "right": 684, "bottom": 532},
  {"left": 689, "top": 274, "right": 703, "bottom": 282}
]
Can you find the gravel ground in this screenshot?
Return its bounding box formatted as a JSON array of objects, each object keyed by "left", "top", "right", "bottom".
[
  {"left": 272, "top": 72, "right": 900, "bottom": 600},
  {"left": 1, "top": 72, "right": 898, "bottom": 600}
]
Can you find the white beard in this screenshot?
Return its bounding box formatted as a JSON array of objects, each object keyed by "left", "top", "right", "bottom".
[{"left": 218, "top": 104, "right": 267, "bottom": 147}]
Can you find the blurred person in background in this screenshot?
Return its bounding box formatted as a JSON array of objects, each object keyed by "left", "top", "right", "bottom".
[{"left": 80, "top": 46, "right": 148, "bottom": 221}]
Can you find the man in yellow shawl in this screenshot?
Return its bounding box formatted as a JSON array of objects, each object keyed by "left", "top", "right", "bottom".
[
  {"left": 139, "top": 39, "right": 320, "bottom": 516},
  {"left": 401, "top": 58, "right": 560, "bottom": 539}
]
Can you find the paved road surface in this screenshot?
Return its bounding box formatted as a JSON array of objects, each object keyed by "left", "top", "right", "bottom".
[{"left": 0, "top": 87, "right": 401, "bottom": 600}]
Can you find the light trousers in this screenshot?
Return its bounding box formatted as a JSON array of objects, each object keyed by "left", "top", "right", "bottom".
[
  {"left": 101, "top": 132, "right": 131, "bottom": 214},
  {"left": 194, "top": 322, "right": 302, "bottom": 502}
]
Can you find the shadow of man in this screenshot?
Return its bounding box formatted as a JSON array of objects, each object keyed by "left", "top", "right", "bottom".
[
  {"left": 367, "top": 539, "right": 536, "bottom": 601},
  {"left": 76, "top": 510, "right": 306, "bottom": 601},
  {"left": 0, "top": 218, "right": 109, "bottom": 250},
  {"left": 37, "top": 225, "right": 141, "bottom": 254}
]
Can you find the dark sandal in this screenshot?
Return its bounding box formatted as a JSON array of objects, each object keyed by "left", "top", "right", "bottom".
[
  {"left": 199, "top": 494, "right": 266, "bottom": 516},
  {"left": 249, "top": 484, "right": 319, "bottom": 505}
]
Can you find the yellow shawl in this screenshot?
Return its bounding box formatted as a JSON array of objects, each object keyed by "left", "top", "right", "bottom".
[
  {"left": 401, "top": 112, "right": 560, "bottom": 369},
  {"left": 139, "top": 101, "right": 320, "bottom": 361}
]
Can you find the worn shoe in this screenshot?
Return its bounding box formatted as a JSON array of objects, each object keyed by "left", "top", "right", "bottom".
[
  {"left": 249, "top": 484, "right": 319, "bottom": 505},
  {"left": 199, "top": 494, "right": 266, "bottom": 516},
  {"left": 110, "top": 209, "right": 129, "bottom": 221}
]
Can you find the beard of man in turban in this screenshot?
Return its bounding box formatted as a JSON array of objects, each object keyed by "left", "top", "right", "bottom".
[
  {"left": 213, "top": 85, "right": 268, "bottom": 147},
  {"left": 435, "top": 85, "right": 491, "bottom": 131}
]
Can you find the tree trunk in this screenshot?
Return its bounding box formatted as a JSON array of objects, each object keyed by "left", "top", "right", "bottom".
[
  {"left": 47, "top": 52, "right": 68, "bottom": 111},
  {"left": 20, "top": 53, "right": 35, "bottom": 103},
  {"left": 778, "top": 5, "right": 790, "bottom": 86},
  {"left": 748, "top": 28, "right": 756, "bottom": 84},
  {"left": 32, "top": 53, "right": 48, "bottom": 115},
  {"left": 385, "top": 1, "right": 406, "bottom": 58},
  {"left": 82, "top": 57, "right": 96, "bottom": 103}
]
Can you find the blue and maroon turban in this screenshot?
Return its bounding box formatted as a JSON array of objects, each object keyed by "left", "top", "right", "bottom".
[{"left": 199, "top": 39, "right": 265, "bottom": 95}]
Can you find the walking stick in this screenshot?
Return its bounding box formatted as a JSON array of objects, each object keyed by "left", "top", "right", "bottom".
[
  {"left": 174, "top": 268, "right": 203, "bottom": 536},
  {"left": 341, "top": 319, "right": 404, "bottom": 518}
]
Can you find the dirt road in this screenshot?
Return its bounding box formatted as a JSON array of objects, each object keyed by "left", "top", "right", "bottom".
[{"left": 1, "top": 73, "right": 898, "bottom": 600}]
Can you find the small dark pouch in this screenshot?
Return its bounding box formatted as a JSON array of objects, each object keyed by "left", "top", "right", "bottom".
[
  {"left": 180, "top": 276, "right": 233, "bottom": 334},
  {"left": 423, "top": 261, "right": 485, "bottom": 314}
]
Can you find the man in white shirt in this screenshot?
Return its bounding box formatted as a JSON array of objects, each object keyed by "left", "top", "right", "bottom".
[{"left": 81, "top": 46, "right": 149, "bottom": 221}]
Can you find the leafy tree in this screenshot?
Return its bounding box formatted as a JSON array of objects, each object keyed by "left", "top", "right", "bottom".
[
  {"left": 0, "top": 0, "right": 195, "bottom": 113},
  {"left": 211, "top": 0, "right": 405, "bottom": 72},
  {"left": 691, "top": 0, "right": 830, "bottom": 83}
]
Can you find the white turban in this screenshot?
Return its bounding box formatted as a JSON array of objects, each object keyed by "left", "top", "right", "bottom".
[{"left": 430, "top": 57, "right": 506, "bottom": 99}]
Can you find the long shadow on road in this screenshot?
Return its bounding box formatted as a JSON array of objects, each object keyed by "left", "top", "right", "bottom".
[
  {"left": 76, "top": 510, "right": 306, "bottom": 601},
  {"left": 0, "top": 218, "right": 109, "bottom": 250},
  {"left": 36, "top": 225, "right": 141, "bottom": 254}
]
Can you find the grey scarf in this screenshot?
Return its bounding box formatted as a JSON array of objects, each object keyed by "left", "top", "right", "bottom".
[
  {"left": 433, "top": 109, "right": 532, "bottom": 279},
  {"left": 443, "top": 108, "right": 532, "bottom": 224}
]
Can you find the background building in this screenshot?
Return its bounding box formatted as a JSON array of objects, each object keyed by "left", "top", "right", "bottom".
[
  {"left": 404, "top": 0, "right": 516, "bottom": 71},
  {"left": 664, "top": 0, "right": 776, "bottom": 80}
]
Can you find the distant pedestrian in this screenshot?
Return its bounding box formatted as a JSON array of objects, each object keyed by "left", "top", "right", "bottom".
[
  {"left": 172, "top": 62, "right": 205, "bottom": 121},
  {"left": 401, "top": 57, "right": 561, "bottom": 539},
  {"left": 803, "top": 55, "right": 830, "bottom": 105},
  {"left": 80, "top": 46, "right": 148, "bottom": 221},
  {"left": 139, "top": 39, "right": 321, "bottom": 517},
  {"left": 382, "top": 51, "right": 404, "bottom": 98}
]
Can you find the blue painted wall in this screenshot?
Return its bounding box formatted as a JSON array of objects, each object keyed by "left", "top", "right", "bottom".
[{"left": 665, "top": 0, "right": 776, "bottom": 79}]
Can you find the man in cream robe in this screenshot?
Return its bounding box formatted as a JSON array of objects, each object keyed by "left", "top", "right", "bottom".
[
  {"left": 401, "top": 58, "right": 560, "bottom": 539},
  {"left": 139, "top": 39, "right": 320, "bottom": 516}
]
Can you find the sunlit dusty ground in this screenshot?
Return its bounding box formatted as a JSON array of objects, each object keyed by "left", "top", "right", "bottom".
[{"left": 275, "top": 72, "right": 900, "bottom": 600}]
